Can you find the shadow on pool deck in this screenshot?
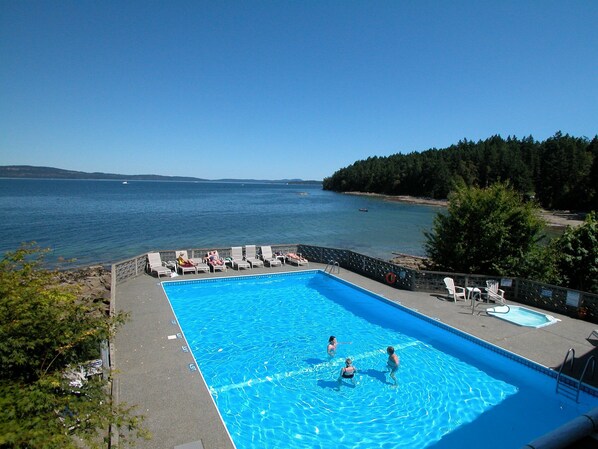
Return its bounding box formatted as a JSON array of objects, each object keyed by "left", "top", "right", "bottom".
[{"left": 114, "top": 263, "right": 598, "bottom": 449}]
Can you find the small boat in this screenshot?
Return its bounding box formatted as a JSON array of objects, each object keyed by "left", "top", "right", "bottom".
[
  {"left": 122, "top": 181, "right": 128, "bottom": 185},
  {"left": 359, "top": 208, "right": 368, "bottom": 212}
]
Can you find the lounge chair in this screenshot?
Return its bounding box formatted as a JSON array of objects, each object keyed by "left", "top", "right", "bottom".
[
  {"left": 176, "top": 250, "right": 198, "bottom": 275},
  {"left": 244, "top": 245, "right": 264, "bottom": 268},
  {"left": 484, "top": 280, "right": 506, "bottom": 304},
  {"left": 260, "top": 246, "right": 282, "bottom": 267},
  {"left": 231, "top": 246, "right": 250, "bottom": 270},
  {"left": 285, "top": 252, "right": 309, "bottom": 266},
  {"left": 206, "top": 250, "right": 227, "bottom": 272},
  {"left": 443, "top": 277, "right": 467, "bottom": 303},
  {"left": 471, "top": 280, "right": 508, "bottom": 315},
  {"left": 188, "top": 251, "right": 210, "bottom": 273},
  {"left": 147, "top": 252, "right": 172, "bottom": 278}
]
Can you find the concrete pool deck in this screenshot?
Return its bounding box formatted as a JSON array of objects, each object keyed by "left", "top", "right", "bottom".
[{"left": 113, "top": 263, "right": 598, "bottom": 449}]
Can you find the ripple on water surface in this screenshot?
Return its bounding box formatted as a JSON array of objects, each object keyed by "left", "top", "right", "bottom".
[{"left": 161, "top": 273, "right": 592, "bottom": 449}]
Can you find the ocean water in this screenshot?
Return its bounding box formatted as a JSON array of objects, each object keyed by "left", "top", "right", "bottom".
[{"left": 0, "top": 179, "right": 441, "bottom": 267}]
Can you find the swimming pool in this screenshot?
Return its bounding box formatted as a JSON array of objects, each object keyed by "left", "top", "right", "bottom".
[
  {"left": 162, "top": 271, "right": 598, "bottom": 449},
  {"left": 487, "top": 305, "right": 560, "bottom": 328}
]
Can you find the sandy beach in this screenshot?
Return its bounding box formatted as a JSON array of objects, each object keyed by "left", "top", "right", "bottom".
[{"left": 343, "top": 191, "right": 585, "bottom": 228}]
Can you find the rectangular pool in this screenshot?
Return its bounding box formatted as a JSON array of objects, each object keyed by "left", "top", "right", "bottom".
[{"left": 162, "top": 271, "right": 598, "bottom": 449}]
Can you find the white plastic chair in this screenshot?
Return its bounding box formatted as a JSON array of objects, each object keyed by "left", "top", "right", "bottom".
[
  {"left": 244, "top": 245, "right": 264, "bottom": 268},
  {"left": 260, "top": 246, "right": 282, "bottom": 267},
  {"left": 231, "top": 246, "right": 250, "bottom": 270},
  {"left": 485, "top": 280, "right": 506, "bottom": 304},
  {"left": 443, "top": 277, "right": 467, "bottom": 303}
]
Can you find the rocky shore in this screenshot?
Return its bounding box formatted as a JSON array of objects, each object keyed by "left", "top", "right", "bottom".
[
  {"left": 389, "top": 253, "right": 429, "bottom": 270},
  {"left": 56, "top": 265, "right": 111, "bottom": 311},
  {"left": 344, "top": 191, "right": 585, "bottom": 228},
  {"left": 343, "top": 191, "right": 447, "bottom": 207}
]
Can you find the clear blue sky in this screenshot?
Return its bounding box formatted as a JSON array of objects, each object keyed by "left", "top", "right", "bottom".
[{"left": 1, "top": 1, "right": 596, "bottom": 180}]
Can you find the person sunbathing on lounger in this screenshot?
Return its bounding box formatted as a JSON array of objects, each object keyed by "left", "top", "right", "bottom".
[
  {"left": 177, "top": 255, "right": 195, "bottom": 267},
  {"left": 207, "top": 251, "right": 225, "bottom": 265},
  {"left": 286, "top": 252, "right": 308, "bottom": 262}
]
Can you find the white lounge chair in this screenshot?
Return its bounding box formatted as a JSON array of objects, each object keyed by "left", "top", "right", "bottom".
[
  {"left": 189, "top": 251, "right": 210, "bottom": 273},
  {"left": 147, "top": 252, "right": 172, "bottom": 278},
  {"left": 244, "top": 245, "right": 264, "bottom": 268},
  {"left": 443, "top": 277, "right": 467, "bottom": 303},
  {"left": 260, "top": 246, "right": 282, "bottom": 267},
  {"left": 286, "top": 252, "right": 309, "bottom": 266},
  {"left": 206, "top": 250, "right": 227, "bottom": 272},
  {"left": 231, "top": 246, "right": 250, "bottom": 270},
  {"left": 175, "top": 250, "right": 199, "bottom": 275}
]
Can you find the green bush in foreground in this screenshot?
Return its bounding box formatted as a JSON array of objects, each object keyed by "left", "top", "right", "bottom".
[
  {"left": 0, "top": 244, "right": 148, "bottom": 449},
  {"left": 424, "top": 183, "right": 547, "bottom": 278}
]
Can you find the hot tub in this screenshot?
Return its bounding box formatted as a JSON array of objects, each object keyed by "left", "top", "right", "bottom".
[{"left": 486, "top": 305, "right": 560, "bottom": 328}]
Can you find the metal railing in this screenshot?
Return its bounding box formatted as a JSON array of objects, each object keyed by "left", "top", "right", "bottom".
[
  {"left": 556, "top": 348, "right": 575, "bottom": 393},
  {"left": 325, "top": 260, "right": 340, "bottom": 274}
]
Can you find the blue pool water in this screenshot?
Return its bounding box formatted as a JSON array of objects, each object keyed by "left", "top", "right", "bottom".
[{"left": 162, "top": 271, "right": 598, "bottom": 449}]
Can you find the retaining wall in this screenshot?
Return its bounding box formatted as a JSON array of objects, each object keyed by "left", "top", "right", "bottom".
[{"left": 112, "top": 244, "right": 598, "bottom": 323}]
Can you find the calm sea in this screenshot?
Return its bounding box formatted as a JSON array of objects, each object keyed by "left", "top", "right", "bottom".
[{"left": 0, "top": 179, "right": 442, "bottom": 267}]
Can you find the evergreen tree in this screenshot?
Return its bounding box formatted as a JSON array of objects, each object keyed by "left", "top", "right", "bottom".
[
  {"left": 424, "top": 183, "right": 546, "bottom": 277},
  {"left": 323, "top": 133, "right": 594, "bottom": 212}
]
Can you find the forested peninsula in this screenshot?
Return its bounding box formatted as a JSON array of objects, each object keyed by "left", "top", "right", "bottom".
[{"left": 323, "top": 132, "right": 598, "bottom": 212}]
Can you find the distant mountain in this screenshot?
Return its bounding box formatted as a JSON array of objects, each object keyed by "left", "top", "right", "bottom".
[{"left": 0, "top": 165, "right": 322, "bottom": 184}]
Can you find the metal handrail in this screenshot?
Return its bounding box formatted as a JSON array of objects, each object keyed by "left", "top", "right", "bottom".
[
  {"left": 325, "top": 260, "right": 340, "bottom": 274},
  {"left": 556, "top": 348, "right": 575, "bottom": 392},
  {"left": 576, "top": 356, "right": 596, "bottom": 402}
]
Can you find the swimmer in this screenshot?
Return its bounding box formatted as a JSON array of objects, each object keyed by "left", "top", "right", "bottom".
[
  {"left": 327, "top": 335, "right": 351, "bottom": 358},
  {"left": 337, "top": 358, "right": 357, "bottom": 386},
  {"left": 386, "top": 346, "right": 400, "bottom": 385}
]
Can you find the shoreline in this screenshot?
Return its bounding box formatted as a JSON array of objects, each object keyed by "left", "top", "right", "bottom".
[
  {"left": 343, "top": 191, "right": 447, "bottom": 207},
  {"left": 343, "top": 191, "right": 585, "bottom": 228}
]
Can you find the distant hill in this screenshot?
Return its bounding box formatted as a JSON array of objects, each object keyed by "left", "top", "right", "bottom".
[
  {"left": 0, "top": 165, "right": 205, "bottom": 182},
  {"left": 0, "top": 165, "right": 322, "bottom": 184}
]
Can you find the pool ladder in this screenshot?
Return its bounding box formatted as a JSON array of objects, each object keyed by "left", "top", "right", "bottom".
[
  {"left": 325, "top": 260, "right": 340, "bottom": 274},
  {"left": 556, "top": 348, "right": 596, "bottom": 402}
]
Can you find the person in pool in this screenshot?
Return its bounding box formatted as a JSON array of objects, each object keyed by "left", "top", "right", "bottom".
[
  {"left": 337, "top": 358, "right": 357, "bottom": 386},
  {"left": 386, "top": 346, "right": 400, "bottom": 385},
  {"left": 327, "top": 336, "right": 351, "bottom": 358}
]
